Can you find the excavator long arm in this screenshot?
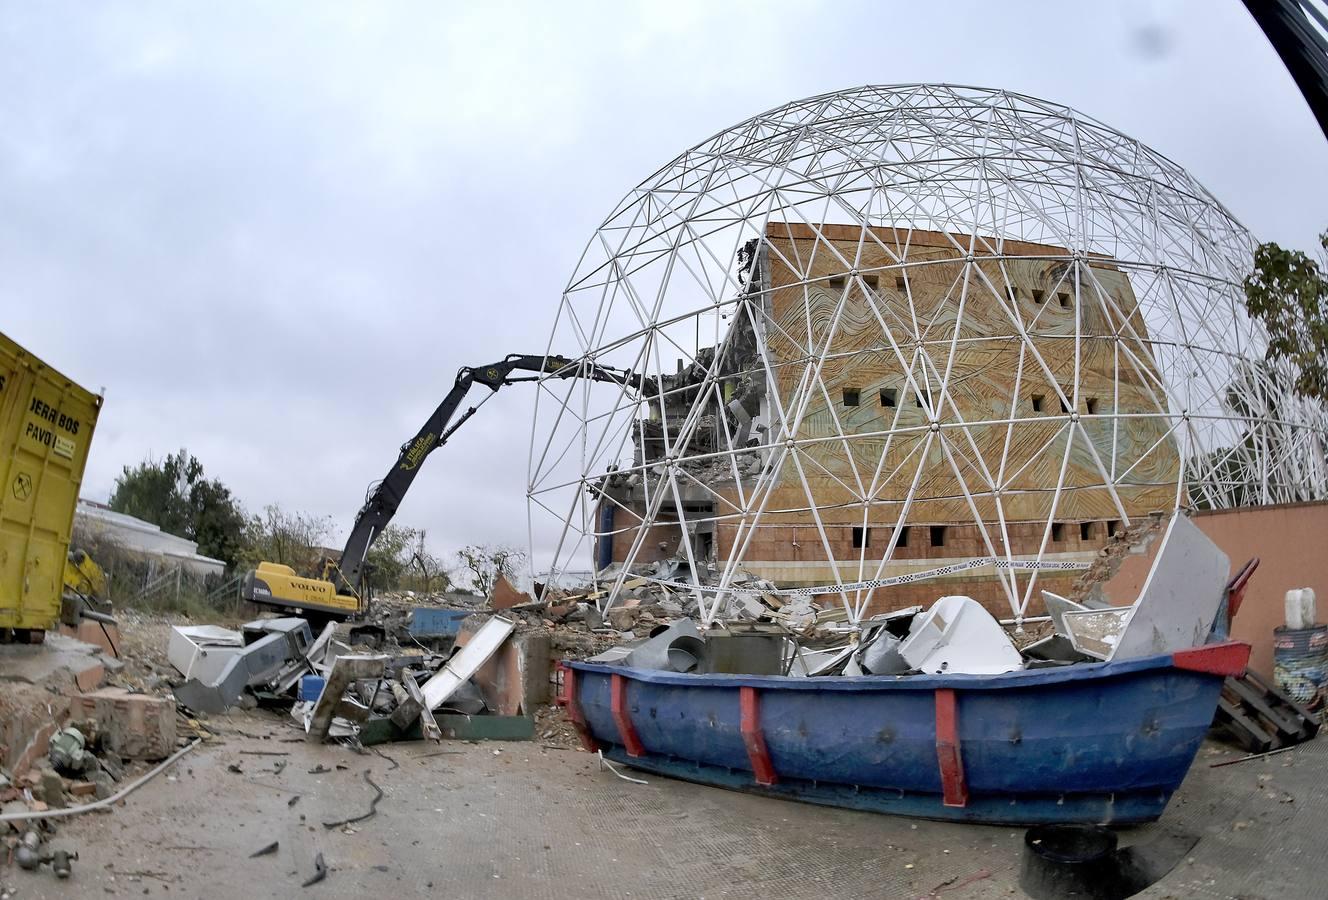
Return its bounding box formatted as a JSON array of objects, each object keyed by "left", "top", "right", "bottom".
[
  {"left": 241, "top": 354, "right": 637, "bottom": 616},
  {"left": 331, "top": 354, "right": 636, "bottom": 597}
]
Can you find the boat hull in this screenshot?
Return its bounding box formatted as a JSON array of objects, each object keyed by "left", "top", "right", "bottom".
[{"left": 566, "top": 641, "right": 1248, "bottom": 825}]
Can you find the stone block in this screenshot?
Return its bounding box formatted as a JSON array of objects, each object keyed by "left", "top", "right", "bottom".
[
  {"left": 74, "top": 660, "right": 107, "bottom": 692},
  {"left": 68, "top": 688, "right": 176, "bottom": 761}
]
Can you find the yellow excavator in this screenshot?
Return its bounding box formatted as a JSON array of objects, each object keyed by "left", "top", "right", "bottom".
[{"left": 241, "top": 354, "right": 638, "bottom": 620}]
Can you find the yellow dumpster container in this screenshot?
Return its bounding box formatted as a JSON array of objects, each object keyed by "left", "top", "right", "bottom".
[{"left": 0, "top": 330, "right": 102, "bottom": 637}]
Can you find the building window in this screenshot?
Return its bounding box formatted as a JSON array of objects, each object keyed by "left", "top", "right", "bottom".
[
  {"left": 852, "top": 526, "right": 870, "bottom": 549},
  {"left": 895, "top": 276, "right": 907, "bottom": 293},
  {"left": 1080, "top": 521, "right": 1094, "bottom": 541},
  {"left": 1058, "top": 396, "right": 1069, "bottom": 414},
  {"left": 1051, "top": 522, "right": 1065, "bottom": 542},
  {"left": 1032, "top": 289, "right": 1045, "bottom": 304},
  {"left": 929, "top": 525, "right": 947, "bottom": 547},
  {"left": 1058, "top": 292, "right": 1072, "bottom": 309},
  {"left": 897, "top": 526, "right": 910, "bottom": 548},
  {"left": 829, "top": 276, "right": 846, "bottom": 291},
  {"left": 1031, "top": 394, "right": 1045, "bottom": 413},
  {"left": 880, "top": 388, "right": 897, "bottom": 408},
  {"left": 1107, "top": 520, "right": 1120, "bottom": 537},
  {"left": 843, "top": 388, "right": 860, "bottom": 407},
  {"left": 862, "top": 274, "right": 879, "bottom": 291},
  {"left": 1085, "top": 397, "right": 1099, "bottom": 415},
  {"left": 1007, "top": 286, "right": 1020, "bottom": 302}
]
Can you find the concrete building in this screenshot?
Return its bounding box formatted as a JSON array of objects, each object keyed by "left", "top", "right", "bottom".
[
  {"left": 600, "top": 223, "right": 1179, "bottom": 618},
  {"left": 75, "top": 499, "right": 226, "bottom": 579}
]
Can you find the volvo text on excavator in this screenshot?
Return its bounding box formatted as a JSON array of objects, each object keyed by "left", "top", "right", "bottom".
[{"left": 241, "top": 354, "right": 637, "bottom": 618}]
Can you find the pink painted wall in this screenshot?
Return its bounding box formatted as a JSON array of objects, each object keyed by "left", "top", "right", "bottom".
[{"left": 1194, "top": 501, "right": 1328, "bottom": 680}]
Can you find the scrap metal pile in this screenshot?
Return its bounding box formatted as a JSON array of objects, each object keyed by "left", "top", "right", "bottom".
[
  {"left": 579, "top": 513, "right": 1243, "bottom": 679},
  {"left": 168, "top": 604, "right": 550, "bottom": 746}
]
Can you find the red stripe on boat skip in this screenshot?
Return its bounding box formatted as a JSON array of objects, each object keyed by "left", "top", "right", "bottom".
[
  {"left": 1172, "top": 640, "right": 1251, "bottom": 676},
  {"left": 739, "top": 686, "right": 778, "bottom": 786},
  {"left": 610, "top": 673, "right": 645, "bottom": 757},
  {"left": 564, "top": 667, "right": 599, "bottom": 752},
  {"left": 935, "top": 689, "right": 968, "bottom": 808}
]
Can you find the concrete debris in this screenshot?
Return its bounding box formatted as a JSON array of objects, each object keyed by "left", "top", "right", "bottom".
[{"left": 68, "top": 688, "right": 177, "bottom": 761}]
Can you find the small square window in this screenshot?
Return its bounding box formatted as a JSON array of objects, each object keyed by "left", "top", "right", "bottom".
[
  {"left": 1059, "top": 397, "right": 1069, "bottom": 414},
  {"left": 1032, "top": 289, "right": 1045, "bottom": 304},
  {"left": 1079, "top": 521, "right": 1094, "bottom": 541},
  {"left": 1085, "top": 398, "right": 1099, "bottom": 415},
  {"left": 880, "top": 388, "right": 897, "bottom": 408},
  {"left": 852, "top": 526, "right": 870, "bottom": 549},
  {"left": 829, "top": 276, "right": 846, "bottom": 290},
  {"left": 1051, "top": 522, "right": 1065, "bottom": 542},
  {"left": 929, "top": 525, "right": 947, "bottom": 547},
  {"left": 1058, "top": 292, "right": 1071, "bottom": 309},
  {"left": 1107, "top": 520, "right": 1120, "bottom": 537},
  {"left": 895, "top": 276, "right": 907, "bottom": 293},
  {"left": 862, "top": 274, "right": 879, "bottom": 290},
  {"left": 1007, "top": 286, "right": 1020, "bottom": 302},
  {"left": 1031, "top": 394, "right": 1045, "bottom": 413},
  {"left": 843, "top": 388, "right": 860, "bottom": 407},
  {"left": 897, "top": 526, "right": 910, "bottom": 548}
]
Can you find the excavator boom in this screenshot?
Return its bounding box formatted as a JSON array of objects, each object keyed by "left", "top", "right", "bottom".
[{"left": 241, "top": 354, "right": 636, "bottom": 618}]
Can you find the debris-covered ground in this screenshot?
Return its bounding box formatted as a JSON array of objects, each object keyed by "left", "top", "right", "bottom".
[{"left": 3, "top": 705, "right": 1325, "bottom": 899}]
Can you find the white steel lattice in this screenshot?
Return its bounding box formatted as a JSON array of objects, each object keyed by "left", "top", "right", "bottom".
[{"left": 527, "top": 84, "right": 1328, "bottom": 626}]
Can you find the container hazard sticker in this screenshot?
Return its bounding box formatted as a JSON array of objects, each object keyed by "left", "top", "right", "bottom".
[
  {"left": 11, "top": 472, "right": 32, "bottom": 501},
  {"left": 54, "top": 435, "right": 75, "bottom": 459}
]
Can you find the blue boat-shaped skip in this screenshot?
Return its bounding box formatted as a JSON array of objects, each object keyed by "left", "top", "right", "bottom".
[{"left": 564, "top": 641, "right": 1249, "bottom": 825}]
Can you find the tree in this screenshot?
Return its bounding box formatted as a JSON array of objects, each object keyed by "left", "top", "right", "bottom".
[
  {"left": 456, "top": 544, "right": 526, "bottom": 598},
  {"left": 239, "top": 505, "right": 334, "bottom": 573},
  {"left": 364, "top": 524, "right": 417, "bottom": 590},
  {"left": 109, "top": 449, "right": 248, "bottom": 567},
  {"left": 1244, "top": 230, "right": 1328, "bottom": 403},
  {"left": 405, "top": 530, "right": 452, "bottom": 594}
]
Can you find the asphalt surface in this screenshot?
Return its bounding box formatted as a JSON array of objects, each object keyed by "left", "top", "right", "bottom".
[{"left": 3, "top": 710, "right": 1323, "bottom": 899}]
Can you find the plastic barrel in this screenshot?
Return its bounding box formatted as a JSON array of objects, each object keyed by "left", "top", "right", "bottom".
[{"left": 1273, "top": 625, "right": 1328, "bottom": 718}]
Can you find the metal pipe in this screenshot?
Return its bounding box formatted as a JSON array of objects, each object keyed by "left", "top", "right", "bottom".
[{"left": 0, "top": 738, "right": 201, "bottom": 823}]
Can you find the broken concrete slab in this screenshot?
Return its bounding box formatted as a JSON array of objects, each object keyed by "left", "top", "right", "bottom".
[
  {"left": 67, "top": 688, "right": 177, "bottom": 761},
  {"left": 491, "top": 574, "right": 533, "bottom": 610}
]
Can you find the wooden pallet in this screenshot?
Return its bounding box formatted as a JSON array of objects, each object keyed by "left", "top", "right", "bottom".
[{"left": 1216, "top": 668, "right": 1321, "bottom": 753}]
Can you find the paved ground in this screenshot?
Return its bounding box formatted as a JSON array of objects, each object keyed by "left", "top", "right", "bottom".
[{"left": 3, "top": 710, "right": 1323, "bottom": 899}]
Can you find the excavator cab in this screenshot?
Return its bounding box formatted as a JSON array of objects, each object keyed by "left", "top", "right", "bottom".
[{"left": 241, "top": 562, "right": 362, "bottom": 618}]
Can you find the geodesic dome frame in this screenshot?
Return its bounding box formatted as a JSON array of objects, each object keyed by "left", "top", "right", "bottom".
[{"left": 528, "top": 84, "right": 1328, "bottom": 626}]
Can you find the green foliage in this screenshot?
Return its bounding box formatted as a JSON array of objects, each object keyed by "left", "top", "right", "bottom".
[
  {"left": 239, "top": 505, "right": 334, "bottom": 573},
  {"left": 108, "top": 449, "right": 248, "bottom": 567},
  {"left": 1244, "top": 231, "right": 1328, "bottom": 402},
  {"left": 456, "top": 543, "right": 526, "bottom": 598},
  {"left": 364, "top": 526, "right": 453, "bottom": 593},
  {"left": 365, "top": 524, "right": 416, "bottom": 589}
]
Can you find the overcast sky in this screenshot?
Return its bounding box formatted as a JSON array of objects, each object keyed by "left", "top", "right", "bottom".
[{"left": 3, "top": 0, "right": 1326, "bottom": 576}]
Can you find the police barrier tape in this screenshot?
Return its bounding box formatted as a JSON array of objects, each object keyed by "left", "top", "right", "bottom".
[{"left": 629, "top": 556, "right": 1090, "bottom": 598}]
